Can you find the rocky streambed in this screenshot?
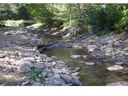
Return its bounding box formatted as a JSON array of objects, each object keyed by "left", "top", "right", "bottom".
[
  {"left": 0, "top": 27, "right": 128, "bottom": 86},
  {"left": 0, "top": 28, "right": 81, "bottom": 86}
]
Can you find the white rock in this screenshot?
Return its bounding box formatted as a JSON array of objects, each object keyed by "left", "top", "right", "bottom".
[
  {"left": 107, "top": 65, "right": 123, "bottom": 71},
  {"left": 15, "top": 59, "right": 33, "bottom": 67},
  {"left": 71, "top": 55, "right": 81, "bottom": 59},
  {"left": 16, "top": 59, "right": 33, "bottom": 73},
  {"left": 82, "top": 55, "right": 87, "bottom": 59},
  {"left": 51, "top": 61, "right": 56, "bottom": 66},
  {"left": 106, "top": 81, "right": 128, "bottom": 86},
  {"left": 116, "top": 62, "right": 124, "bottom": 65},
  {"left": 85, "top": 62, "right": 95, "bottom": 66},
  {"left": 87, "top": 45, "right": 97, "bottom": 52},
  {"left": 21, "top": 81, "right": 30, "bottom": 86}
]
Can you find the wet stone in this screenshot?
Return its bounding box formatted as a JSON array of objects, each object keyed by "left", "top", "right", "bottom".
[
  {"left": 107, "top": 65, "right": 123, "bottom": 71},
  {"left": 85, "top": 62, "right": 95, "bottom": 66}
]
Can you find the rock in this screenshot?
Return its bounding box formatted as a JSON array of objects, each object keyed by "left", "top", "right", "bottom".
[
  {"left": 100, "top": 38, "right": 113, "bottom": 45},
  {"left": 70, "top": 67, "right": 80, "bottom": 73},
  {"left": 32, "top": 82, "right": 42, "bottom": 86},
  {"left": 72, "top": 43, "right": 83, "bottom": 49},
  {"left": 56, "top": 60, "right": 65, "bottom": 64},
  {"left": 21, "top": 81, "right": 30, "bottom": 86},
  {"left": 60, "top": 74, "right": 72, "bottom": 84},
  {"left": 23, "top": 57, "right": 35, "bottom": 61},
  {"left": 113, "top": 40, "right": 122, "bottom": 47},
  {"left": 82, "top": 55, "right": 87, "bottom": 59},
  {"left": 41, "top": 71, "right": 47, "bottom": 77},
  {"left": 52, "top": 68, "right": 69, "bottom": 74},
  {"left": 71, "top": 76, "right": 82, "bottom": 86},
  {"left": 85, "top": 62, "right": 95, "bottom": 66},
  {"left": 51, "top": 56, "right": 59, "bottom": 60},
  {"left": 44, "top": 57, "right": 53, "bottom": 62},
  {"left": 106, "top": 81, "right": 128, "bottom": 86},
  {"left": 71, "top": 72, "right": 80, "bottom": 76},
  {"left": 33, "top": 63, "right": 45, "bottom": 69},
  {"left": 0, "top": 54, "right": 6, "bottom": 58},
  {"left": 116, "top": 62, "right": 124, "bottom": 65},
  {"left": 48, "top": 74, "right": 65, "bottom": 86},
  {"left": 87, "top": 45, "right": 97, "bottom": 52},
  {"left": 16, "top": 59, "right": 33, "bottom": 73},
  {"left": 19, "top": 64, "right": 31, "bottom": 73},
  {"left": 71, "top": 55, "right": 81, "bottom": 59},
  {"left": 15, "top": 59, "right": 33, "bottom": 67},
  {"left": 107, "top": 65, "right": 123, "bottom": 71},
  {"left": 124, "top": 52, "right": 128, "bottom": 56},
  {"left": 43, "top": 68, "right": 52, "bottom": 73},
  {"left": 45, "top": 62, "right": 53, "bottom": 68},
  {"left": 51, "top": 61, "right": 56, "bottom": 66}
]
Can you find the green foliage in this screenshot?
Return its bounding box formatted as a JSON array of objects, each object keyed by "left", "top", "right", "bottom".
[
  {"left": 115, "top": 7, "right": 128, "bottom": 33},
  {"left": 29, "top": 68, "right": 45, "bottom": 83},
  {"left": 18, "top": 6, "right": 29, "bottom": 20},
  {"left": 0, "top": 3, "right": 128, "bottom": 35}
]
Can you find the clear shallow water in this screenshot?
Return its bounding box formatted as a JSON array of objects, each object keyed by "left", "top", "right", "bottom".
[{"left": 42, "top": 48, "right": 128, "bottom": 86}]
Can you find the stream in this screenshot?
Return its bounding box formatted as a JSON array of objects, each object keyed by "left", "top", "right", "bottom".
[{"left": 41, "top": 35, "right": 128, "bottom": 86}]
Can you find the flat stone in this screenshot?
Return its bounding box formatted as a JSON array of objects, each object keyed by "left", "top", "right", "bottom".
[
  {"left": 85, "top": 62, "right": 95, "bottom": 66},
  {"left": 71, "top": 72, "right": 80, "bottom": 76},
  {"left": 32, "top": 82, "right": 42, "bottom": 86},
  {"left": 21, "top": 81, "right": 30, "bottom": 86},
  {"left": 44, "top": 57, "right": 53, "bottom": 62},
  {"left": 33, "top": 63, "right": 45, "bottom": 69},
  {"left": 116, "top": 62, "right": 124, "bottom": 65},
  {"left": 71, "top": 55, "right": 81, "bottom": 59},
  {"left": 107, "top": 65, "right": 123, "bottom": 71},
  {"left": 106, "top": 81, "right": 128, "bottom": 86}
]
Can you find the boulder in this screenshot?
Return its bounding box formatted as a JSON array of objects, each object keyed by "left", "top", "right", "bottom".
[{"left": 16, "top": 59, "right": 33, "bottom": 73}]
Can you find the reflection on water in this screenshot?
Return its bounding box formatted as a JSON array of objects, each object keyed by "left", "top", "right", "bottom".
[{"left": 42, "top": 48, "right": 128, "bottom": 86}]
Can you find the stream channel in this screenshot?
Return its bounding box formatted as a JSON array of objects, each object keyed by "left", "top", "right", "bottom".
[{"left": 40, "top": 35, "right": 128, "bottom": 86}]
